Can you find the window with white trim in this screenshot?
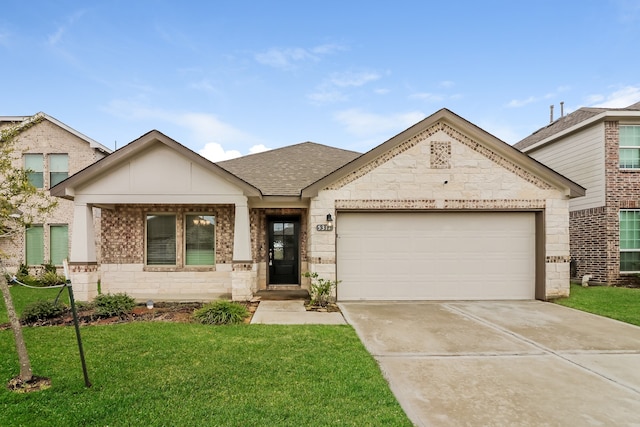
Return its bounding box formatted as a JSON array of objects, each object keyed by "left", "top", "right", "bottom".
[
  {"left": 620, "top": 210, "right": 640, "bottom": 272},
  {"left": 619, "top": 125, "right": 640, "bottom": 169}
]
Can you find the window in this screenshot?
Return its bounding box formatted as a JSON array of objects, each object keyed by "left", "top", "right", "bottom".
[
  {"left": 50, "top": 225, "right": 69, "bottom": 266},
  {"left": 619, "top": 126, "right": 640, "bottom": 169},
  {"left": 49, "top": 154, "right": 69, "bottom": 187},
  {"left": 145, "top": 213, "right": 216, "bottom": 267},
  {"left": 620, "top": 210, "right": 640, "bottom": 272},
  {"left": 25, "top": 225, "right": 44, "bottom": 265},
  {"left": 146, "top": 215, "right": 177, "bottom": 265},
  {"left": 185, "top": 215, "right": 215, "bottom": 265},
  {"left": 24, "top": 154, "right": 44, "bottom": 188}
]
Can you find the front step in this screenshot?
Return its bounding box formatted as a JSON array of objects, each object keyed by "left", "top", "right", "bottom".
[{"left": 255, "top": 289, "right": 310, "bottom": 301}]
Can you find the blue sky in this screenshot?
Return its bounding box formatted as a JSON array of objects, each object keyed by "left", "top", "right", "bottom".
[{"left": 2, "top": 1, "right": 640, "bottom": 160}]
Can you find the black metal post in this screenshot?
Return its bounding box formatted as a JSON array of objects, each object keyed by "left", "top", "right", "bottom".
[{"left": 66, "top": 281, "right": 91, "bottom": 388}]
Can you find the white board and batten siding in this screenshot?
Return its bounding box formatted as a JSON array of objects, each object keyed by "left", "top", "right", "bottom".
[{"left": 336, "top": 212, "right": 536, "bottom": 301}]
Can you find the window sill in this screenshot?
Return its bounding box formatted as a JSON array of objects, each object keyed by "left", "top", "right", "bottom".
[{"left": 144, "top": 266, "right": 216, "bottom": 272}]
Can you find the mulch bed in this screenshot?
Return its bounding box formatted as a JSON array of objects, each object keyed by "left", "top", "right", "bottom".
[{"left": 1, "top": 299, "right": 342, "bottom": 329}]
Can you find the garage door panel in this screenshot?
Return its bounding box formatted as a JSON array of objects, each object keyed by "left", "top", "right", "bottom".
[{"left": 336, "top": 212, "right": 535, "bottom": 300}]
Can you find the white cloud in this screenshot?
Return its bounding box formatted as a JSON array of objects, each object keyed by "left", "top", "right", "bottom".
[
  {"left": 47, "top": 10, "right": 85, "bottom": 46},
  {"left": 189, "top": 79, "right": 217, "bottom": 93},
  {"left": 334, "top": 109, "right": 425, "bottom": 138},
  {"left": 249, "top": 144, "right": 271, "bottom": 154},
  {"left": 255, "top": 43, "right": 346, "bottom": 70},
  {"left": 307, "top": 89, "right": 348, "bottom": 104},
  {"left": 308, "top": 69, "right": 382, "bottom": 105},
  {"left": 199, "top": 142, "right": 271, "bottom": 162},
  {"left": 329, "top": 71, "right": 381, "bottom": 87},
  {"left": 439, "top": 80, "right": 455, "bottom": 88},
  {"left": 198, "top": 143, "right": 242, "bottom": 161},
  {"left": 507, "top": 96, "right": 538, "bottom": 108},
  {"left": 590, "top": 86, "right": 640, "bottom": 108},
  {"left": 103, "top": 99, "right": 262, "bottom": 161}
]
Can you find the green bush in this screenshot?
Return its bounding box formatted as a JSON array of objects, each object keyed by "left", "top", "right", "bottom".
[
  {"left": 93, "top": 293, "right": 136, "bottom": 318},
  {"left": 21, "top": 300, "right": 68, "bottom": 323},
  {"left": 39, "top": 270, "right": 66, "bottom": 287},
  {"left": 193, "top": 300, "right": 249, "bottom": 325},
  {"left": 303, "top": 272, "right": 340, "bottom": 307}
]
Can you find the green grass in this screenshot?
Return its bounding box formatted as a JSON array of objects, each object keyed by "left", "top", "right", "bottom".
[
  {"left": 0, "top": 287, "right": 411, "bottom": 426},
  {"left": 555, "top": 284, "right": 640, "bottom": 326},
  {"left": 0, "top": 284, "right": 69, "bottom": 324}
]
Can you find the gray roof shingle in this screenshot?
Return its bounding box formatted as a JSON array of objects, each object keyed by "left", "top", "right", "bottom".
[
  {"left": 217, "top": 142, "right": 361, "bottom": 196},
  {"left": 514, "top": 102, "right": 640, "bottom": 150}
]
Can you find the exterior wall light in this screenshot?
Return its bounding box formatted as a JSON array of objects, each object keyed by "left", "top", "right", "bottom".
[{"left": 326, "top": 214, "right": 333, "bottom": 225}]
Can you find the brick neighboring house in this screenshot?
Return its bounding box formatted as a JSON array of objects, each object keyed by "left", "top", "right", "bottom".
[
  {"left": 0, "top": 113, "right": 111, "bottom": 273},
  {"left": 514, "top": 101, "right": 640, "bottom": 285},
  {"left": 52, "top": 108, "right": 583, "bottom": 302}
]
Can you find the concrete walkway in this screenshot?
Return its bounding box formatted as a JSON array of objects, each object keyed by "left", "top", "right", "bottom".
[
  {"left": 340, "top": 301, "right": 640, "bottom": 427},
  {"left": 250, "top": 300, "right": 346, "bottom": 325}
]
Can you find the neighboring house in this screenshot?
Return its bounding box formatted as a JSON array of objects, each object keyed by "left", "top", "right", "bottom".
[
  {"left": 0, "top": 113, "right": 111, "bottom": 273},
  {"left": 515, "top": 102, "right": 640, "bottom": 285},
  {"left": 51, "top": 108, "right": 583, "bottom": 302}
]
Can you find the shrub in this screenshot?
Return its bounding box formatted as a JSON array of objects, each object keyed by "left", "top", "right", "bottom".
[
  {"left": 304, "top": 272, "right": 340, "bottom": 307},
  {"left": 93, "top": 293, "right": 136, "bottom": 318},
  {"left": 39, "top": 270, "right": 66, "bottom": 287},
  {"left": 193, "top": 300, "right": 249, "bottom": 325},
  {"left": 21, "top": 300, "right": 68, "bottom": 323}
]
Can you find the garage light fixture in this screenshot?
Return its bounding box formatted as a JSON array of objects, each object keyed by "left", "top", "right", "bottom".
[{"left": 326, "top": 214, "right": 333, "bottom": 225}]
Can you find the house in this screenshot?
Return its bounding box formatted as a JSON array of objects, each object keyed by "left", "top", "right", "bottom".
[
  {"left": 51, "top": 108, "right": 584, "bottom": 302},
  {"left": 514, "top": 102, "right": 640, "bottom": 285},
  {"left": 0, "top": 113, "right": 111, "bottom": 273}
]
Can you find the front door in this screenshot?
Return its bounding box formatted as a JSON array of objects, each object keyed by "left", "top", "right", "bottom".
[{"left": 268, "top": 218, "right": 299, "bottom": 284}]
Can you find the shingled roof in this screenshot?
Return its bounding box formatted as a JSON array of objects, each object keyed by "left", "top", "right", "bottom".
[
  {"left": 515, "top": 102, "right": 640, "bottom": 150},
  {"left": 216, "top": 142, "right": 361, "bottom": 196}
]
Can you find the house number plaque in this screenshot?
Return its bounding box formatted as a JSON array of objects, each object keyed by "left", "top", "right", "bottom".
[{"left": 316, "top": 224, "right": 333, "bottom": 231}]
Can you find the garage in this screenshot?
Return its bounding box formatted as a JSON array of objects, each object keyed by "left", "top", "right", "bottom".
[{"left": 336, "top": 212, "right": 536, "bottom": 300}]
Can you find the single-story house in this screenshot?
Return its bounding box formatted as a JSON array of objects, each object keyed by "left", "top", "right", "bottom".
[{"left": 51, "top": 108, "right": 584, "bottom": 302}]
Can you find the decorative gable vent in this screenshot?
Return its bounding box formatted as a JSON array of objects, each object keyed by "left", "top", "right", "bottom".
[{"left": 430, "top": 141, "right": 451, "bottom": 169}]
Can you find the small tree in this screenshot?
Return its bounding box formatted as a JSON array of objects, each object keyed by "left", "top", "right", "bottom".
[{"left": 0, "top": 115, "right": 57, "bottom": 388}]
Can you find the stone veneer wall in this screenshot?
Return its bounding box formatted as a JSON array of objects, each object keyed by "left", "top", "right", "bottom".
[
  {"left": 308, "top": 121, "right": 572, "bottom": 299},
  {"left": 0, "top": 119, "right": 106, "bottom": 272},
  {"left": 99, "top": 204, "right": 237, "bottom": 301}
]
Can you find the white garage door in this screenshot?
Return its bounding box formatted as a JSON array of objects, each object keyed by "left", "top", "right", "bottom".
[{"left": 336, "top": 212, "right": 536, "bottom": 300}]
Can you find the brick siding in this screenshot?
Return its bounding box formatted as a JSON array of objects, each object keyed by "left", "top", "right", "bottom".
[{"left": 570, "top": 121, "right": 640, "bottom": 285}]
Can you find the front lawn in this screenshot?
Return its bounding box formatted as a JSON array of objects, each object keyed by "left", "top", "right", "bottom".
[
  {"left": 555, "top": 284, "right": 640, "bottom": 326},
  {"left": 0, "top": 286, "right": 411, "bottom": 426},
  {"left": 0, "top": 283, "right": 68, "bottom": 324}
]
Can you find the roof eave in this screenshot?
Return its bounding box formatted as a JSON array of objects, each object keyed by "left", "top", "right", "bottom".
[{"left": 520, "top": 110, "right": 640, "bottom": 153}]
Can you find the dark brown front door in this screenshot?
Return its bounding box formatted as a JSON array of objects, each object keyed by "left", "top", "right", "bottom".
[{"left": 268, "top": 218, "right": 299, "bottom": 284}]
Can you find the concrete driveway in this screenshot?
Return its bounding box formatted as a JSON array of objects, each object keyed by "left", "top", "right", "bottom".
[{"left": 340, "top": 301, "right": 640, "bottom": 427}]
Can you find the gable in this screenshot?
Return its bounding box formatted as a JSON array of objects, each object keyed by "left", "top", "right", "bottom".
[
  {"left": 52, "top": 130, "right": 261, "bottom": 203},
  {"left": 304, "top": 109, "right": 584, "bottom": 199},
  {"left": 75, "top": 142, "right": 246, "bottom": 201}
]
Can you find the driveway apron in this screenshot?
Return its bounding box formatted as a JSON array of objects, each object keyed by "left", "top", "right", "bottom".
[{"left": 340, "top": 301, "right": 640, "bottom": 427}]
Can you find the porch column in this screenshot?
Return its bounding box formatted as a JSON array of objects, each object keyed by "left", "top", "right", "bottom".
[
  {"left": 231, "top": 198, "right": 255, "bottom": 301},
  {"left": 233, "top": 198, "right": 252, "bottom": 261},
  {"left": 69, "top": 203, "right": 99, "bottom": 301},
  {"left": 70, "top": 203, "right": 96, "bottom": 263}
]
